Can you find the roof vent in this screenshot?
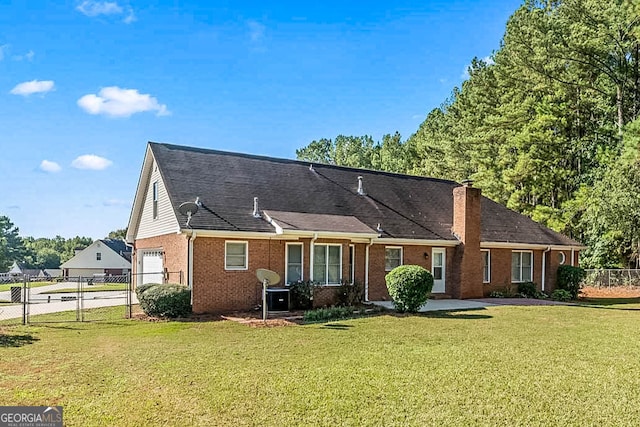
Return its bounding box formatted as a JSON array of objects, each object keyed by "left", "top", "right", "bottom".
[
  {"left": 252, "top": 197, "right": 261, "bottom": 218},
  {"left": 376, "top": 223, "right": 383, "bottom": 234},
  {"left": 461, "top": 179, "right": 474, "bottom": 188},
  {"left": 357, "top": 176, "right": 366, "bottom": 196},
  {"left": 309, "top": 164, "right": 314, "bottom": 171}
]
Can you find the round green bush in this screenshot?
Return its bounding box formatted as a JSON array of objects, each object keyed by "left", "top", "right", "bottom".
[
  {"left": 517, "top": 281, "right": 537, "bottom": 298},
  {"left": 385, "top": 265, "right": 433, "bottom": 313},
  {"left": 557, "top": 265, "right": 586, "bottom": 299},
  {"left": 137, "top": 283, "right": 192, "bottom": 318}
]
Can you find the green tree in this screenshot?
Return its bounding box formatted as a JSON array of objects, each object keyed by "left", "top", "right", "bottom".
[
  {"left": 0, "top": 216, "right": 27, "bottom": 271},
  {"left": 107, "top": 228, "right": 127, "bottom": 239}
]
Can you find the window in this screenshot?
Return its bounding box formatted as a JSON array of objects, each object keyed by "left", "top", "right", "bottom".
[
  {"left": 349, "top": 245, "right": 355, "bottom": 284},
  {"left": 152, "top": 181, "right": 159, "bottom": 219},
  {"left": 96, "top": 252, "right": 102, "bottom": 261},
  {"left": 385, "top": 247, "right": 402, "bottom": 271},
  {"left": 313, "top": 244, "right": 342, "bottom": 285},
  {"left": 286, "top": 243, "right": 303, "bottom": 283},
  {"left": 482, "top": 250, "right": 490, "bottom": 283},
  {"left": 558, "top": 252, "right": 566, "bottom": 265},
  {"left": 512, "top": 251, "right": 533, "bottom": 283},
  {"left": 225, "top": 241, "right": 248, "bottom": 270}
]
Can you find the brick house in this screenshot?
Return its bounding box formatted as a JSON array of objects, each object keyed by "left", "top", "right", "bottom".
[{"left": 126, "top": 142, "right": 584, "bottom": 313}]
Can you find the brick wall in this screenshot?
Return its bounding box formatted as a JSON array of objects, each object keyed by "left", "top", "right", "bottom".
[
  {"left": 133, "top": 233, "right": 188, "bottom": 287},
  {"left": 451, "top": 185, "right": 483, "bottom": 299}
]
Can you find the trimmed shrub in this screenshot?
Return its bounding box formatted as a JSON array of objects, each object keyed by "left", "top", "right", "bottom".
[
  {"left": 303, "top": 306, "right": 355, "bottom": 323},
  {"left": 551, "top": 289, "right": 572, "bottom": 302},
  {"left": 289, "top": 280, "right": 316, "bottom": 310},
  {"left": 137, "top": 283, "right": 191, "bottom": 318},
  {"left": 135, "top": 282, "right": 160, "bottom": 297},
  {"left": 517, "top": 281, "right": 537, "bottom": 298},
  {"left": 385, "top": 265, "right": 433, "bottom": 313},
  {"left": 335, "top": 281, "right": 364, "bottom": 307},
  {"left": 557, "top": 265, "right": 586, "bottom": 299}
]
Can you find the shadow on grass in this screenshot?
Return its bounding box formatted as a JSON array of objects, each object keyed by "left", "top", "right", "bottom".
[
  {"left": 417, "top": 309, "right": 493, "bottom": 320},
  {"left": 0, "top": 333, "right": 39, "bottom": 348},
  {"left": 321, "top": 323, "right": 354, "bottom": 330},
  {"left": 574, "top": 297, "right": 640, "bottom": 311}
]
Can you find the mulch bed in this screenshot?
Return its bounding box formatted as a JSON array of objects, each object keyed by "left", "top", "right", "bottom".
[{"left": 579, "top": 286, "right": 640, "bottom": 299}]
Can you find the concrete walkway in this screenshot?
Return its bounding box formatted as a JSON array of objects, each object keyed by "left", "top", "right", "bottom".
[{"left": 372, "top": 299, "right": 497, "bottom": 312}]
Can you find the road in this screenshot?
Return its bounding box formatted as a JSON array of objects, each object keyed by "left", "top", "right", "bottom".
[{"left": 0, "top": 282, "right": 138, "bottom": 321}]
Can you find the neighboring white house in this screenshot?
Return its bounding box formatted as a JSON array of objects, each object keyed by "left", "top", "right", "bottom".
[
  {"left": 60, "top": 239, "right": 132, "bottom": 278},
  {"left": 7, "top": 261, "right": 45, "bottom": 279}
]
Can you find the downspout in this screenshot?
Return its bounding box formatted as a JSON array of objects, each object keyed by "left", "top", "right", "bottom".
[
  {"left": 570, "top": 247, "right": 575, "bottom": 267},
  {"left": 188, "top": 231, "right": 197, "bottom": 305},
  {"left": 542, "top": 246, "right": 551, "bottom": 292},
  {"left": 364, "top": 239, "right": 374, "bottom": 302},
  {"left": 309, "top": 233, "right": 318, "bottom": 282}
]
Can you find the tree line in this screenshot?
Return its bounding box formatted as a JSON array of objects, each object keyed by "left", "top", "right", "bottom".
[
  {"left": 296, "top": 0, "right": 640, "bottom": 268},
  {"left": 0, "top": 215, "right": 126, "bottom": 272}
]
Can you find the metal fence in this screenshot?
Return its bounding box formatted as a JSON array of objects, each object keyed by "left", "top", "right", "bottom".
[
  {"left": 0, "top": 274, "right": 134, "bottom": 325},
  {"left": 582, "top": 269, "right": 640, "bottom": 288}
]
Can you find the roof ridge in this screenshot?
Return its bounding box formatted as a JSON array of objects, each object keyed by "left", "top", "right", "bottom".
[{"left": 148, "top": 141, "right": 459, "bottom": 184}]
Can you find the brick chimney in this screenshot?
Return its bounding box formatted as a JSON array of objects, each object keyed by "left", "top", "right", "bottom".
[{"left": 451, "top": 180, "right": 483, "bottom": 298}]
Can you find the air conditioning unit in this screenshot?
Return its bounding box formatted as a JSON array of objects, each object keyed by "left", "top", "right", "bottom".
[{"left": 266, "top": 288, "right": 290, "bottom": 311}]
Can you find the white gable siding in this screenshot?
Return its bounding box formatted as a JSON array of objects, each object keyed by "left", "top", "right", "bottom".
[
  {"left": 135, "top": 160, "right": 180, "bottom": 239},
  {"left": 60, "top": 241, "right": 131, "bottom": 270}
]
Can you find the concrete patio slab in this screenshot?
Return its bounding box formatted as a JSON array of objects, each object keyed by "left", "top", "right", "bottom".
[{"left": 371, "top": 299, "right": 496, "bottom": 312}]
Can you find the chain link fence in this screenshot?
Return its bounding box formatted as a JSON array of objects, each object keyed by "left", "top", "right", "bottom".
[
  {"left": 0, "top": 274, "right": 134, "bottom": 325},
  {"left": 582, "top": 269, "right": 640, "bottom": 288}
]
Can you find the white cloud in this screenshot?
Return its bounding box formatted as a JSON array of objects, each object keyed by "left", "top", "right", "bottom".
[
  {"left": 76, "top": 1, "right": 122, "bottom": 16},
  {"left": 10, "top": 80, "right": 55, "bottom": 96},
  {"left": 14, "top": 50, "right": 35, "bottom": 61},
  {"left": 247, "top": 20, "right": 266, "bottom": 43},
  {"left": 77, "top": 86, "right": 169, "bottom": 118},
  {"left": 40, "top": 160, "right": 62, "bottom": 173},
  {"left": 71, "top": 154, "right": 113, "bottom": 170},
  {"left": 76, "top": 1, "right": 136, "bottom": 24}
]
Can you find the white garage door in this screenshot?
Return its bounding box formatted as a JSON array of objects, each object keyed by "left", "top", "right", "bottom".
[{"left": 141, "top": 250, "right": 164, "bottom": 285}]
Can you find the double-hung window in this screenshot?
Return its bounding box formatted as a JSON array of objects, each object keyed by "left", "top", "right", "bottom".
[
  {"left": 512, "top": 251, "right": 532, "bottom": 283},
  {"left": 313, "top": 244, "right": 341, "bottom": 285},
  {"left": 225, "top": 241, "right": 248, "bottom": 270},
  {"left": 286, "top": 243, "right": 303, "bottom": 283},
  {"left": 385, "top": 247, "right": 402, "bottom": 272}
]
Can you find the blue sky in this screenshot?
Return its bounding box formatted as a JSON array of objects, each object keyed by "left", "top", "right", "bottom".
[{"left": 0, "top": 0, "right": 522, "bottom": 239}]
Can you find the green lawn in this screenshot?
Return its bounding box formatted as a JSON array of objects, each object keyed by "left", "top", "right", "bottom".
[
  {"left": 40, "top": 284, "right": 128, "bottom": 294},
  {"left": 0, "top": 281, "right": 56, "bottom": 292},
  {"left": 1, "top": 304, "right": 640, "bottom": 426}
]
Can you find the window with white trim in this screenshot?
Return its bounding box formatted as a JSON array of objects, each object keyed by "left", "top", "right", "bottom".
[
  {"left": 313, "top": 244, "right": 342, "bottom": 285},
  {"left": 96, "top": 252, "right": 102, "bottom": 261},
  {"left": 482, "top": 250, "right": 490, "bottom": 283},
  {"left": 225, "top": 241, "right": 248, "bottom": 270},
  {"left": 286, "top": 243, "right": 303, "bottom": 283},
  {"left": 152, "top": 181, "right": 159, "bottom": 219},
  {"left": 385, "top": 247, "right": 402, "bottom": 271},
  {"left": 512, "top": 251, "right": 533, "bottom": 283}
]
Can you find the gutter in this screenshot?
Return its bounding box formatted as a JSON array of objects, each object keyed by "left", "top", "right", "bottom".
[
  {"left": 364, "top": 239, "right": 374, "bottom": 302},
  {"left": 541, "top": 246, "right": 551, "bottom": 292}
]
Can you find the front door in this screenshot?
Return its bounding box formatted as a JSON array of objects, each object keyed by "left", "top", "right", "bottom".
[{"left": 432, "top": 248, "right": 446, "bottom": 293}]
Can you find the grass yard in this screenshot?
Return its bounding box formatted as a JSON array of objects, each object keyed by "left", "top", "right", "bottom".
[
  {"left": 1, "top": 304, "right": 640, "bottom": 426},
  {"left": 40, "top": 284, "right": 128, "bottom": 294},
  {"left": 0, "top": 281, "right": 56, "bottom": 292}
]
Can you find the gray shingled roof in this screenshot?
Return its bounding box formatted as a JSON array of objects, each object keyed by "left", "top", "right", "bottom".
[
  {"left": 150, "top": 142, "right": 581, "bottom": 246},
  {"left": 101, "top": 239, "right": 132, "bottom": 262}
]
